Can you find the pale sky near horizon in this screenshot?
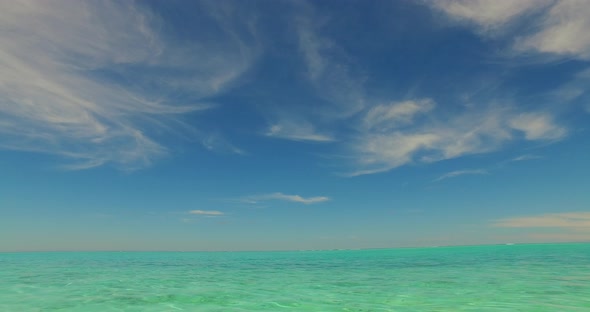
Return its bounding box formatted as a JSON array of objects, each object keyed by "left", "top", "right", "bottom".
[{"left": 1, "top": 0, "right": 589, "bottom": 251}]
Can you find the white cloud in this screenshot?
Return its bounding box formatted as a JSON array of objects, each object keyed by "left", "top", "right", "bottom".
[
  {"left": 298, "top": 17, "right": 326, "bottom": 82},
  {"left": 363, "top": 99, "right": 435, "bottom": 131},
  {"left": 494, "top": 212, "right": 590, "bottom": 243},
  {"left": 265, "top": 122, "right": 334, "bottom": 142},
  {"left": 244, "top": 192, "right": 330, "bottom": 205},
  {"left": 260, "top": 9, "right": 363, "bottom": 144},
  {"left": 494, "top": 212, "right": 590, "bottom": 229},
  {"left": 431, "top": 0, "right": 550, "bottom": 31},
  {"left": 201, "top": 133, "right": 247, "bottom": 155},
  {"left": 189, "top": 210, "right": 225, "bottom": 216},
  {"left": 431, "top": 0, "right": 590, "bottom": 60},
  {"left": 510, "top": 154, "right": 543, "bottom": 162},
  {"left": 350, "top": 103, "right": 566, "bottom": 176},
  {"left": 434, "top": 169, "right": 488, "bottom": 182},
  {"left": 351, "top": 106, "right": 504, "bottom": 175},
  {"left": 551, "top": 67, "right": 590, "bottom": 109},
  {"left": 516, "top": 0, "right": 590, "bottom": 59},
  {"left": 351, "top": 132, "right": 439, "bottom": 176},
  {"left": 296, "top": 15, "right": 366, "bottom": 118},
  {"left": 254, "top": 4, "right": 369, "bottom": 142},
  {"left": 0, "top": 0, "right": 255, "bottom": 169},
  {"left": 509, "top": 113, "right": 566, "bottom": 140},
  {"left": 526, "top": 233, "right": 590, "bottom": 242}
]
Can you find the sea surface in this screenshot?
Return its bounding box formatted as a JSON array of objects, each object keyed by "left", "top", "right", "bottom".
[{"left": 1, "top": 244, "right": 589, "bottom": 311}]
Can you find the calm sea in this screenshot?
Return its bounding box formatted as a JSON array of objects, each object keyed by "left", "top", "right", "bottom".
[{"left": 1, "top": 244, "right": 589, "bottom": 311}]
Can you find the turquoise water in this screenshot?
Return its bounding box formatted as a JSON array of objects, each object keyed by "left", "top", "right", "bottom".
[{"left": 1, "top": 244, "right": 589, "bottom": 311}]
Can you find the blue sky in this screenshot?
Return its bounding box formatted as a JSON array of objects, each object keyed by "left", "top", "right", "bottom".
[{"left": 1, "top": 0, "right": 589, "bottom": 251}]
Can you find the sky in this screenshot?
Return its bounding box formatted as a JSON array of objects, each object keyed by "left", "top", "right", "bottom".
[{"left": 1, "top": 0, "right": 589, "bottom": 251}]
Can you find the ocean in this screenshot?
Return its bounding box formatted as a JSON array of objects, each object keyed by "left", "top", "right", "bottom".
[{"left": 1, "top": 243, "right": 589, "bottom": 311}]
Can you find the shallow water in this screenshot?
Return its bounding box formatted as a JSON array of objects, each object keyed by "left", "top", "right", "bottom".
[{"left": 1, "top": 244, "right": 589, "bottom": 311}]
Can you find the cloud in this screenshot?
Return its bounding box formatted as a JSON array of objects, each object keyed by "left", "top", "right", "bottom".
[
  {"left": 296, "top": 13, "right": 366, "bottom": 118},
  {"left": 431, "top": 0, "right": 550, "bottom": 31},
  {"left": 0, "top": 0, "right": 255, "bottom": 169},
  {"left": 433, "top": 169, "right": 488, "bottom": 182},
  {"left": 265, "top": 122, "right": 334, "bottom": 142},
  {"left": 363, "top": 99, "right": 435, "bottom": 132},
  {"left": 431, "top": 154, "right": 542, "bottom": 182},
  {"left": 509, "top": 113, "right": 566, "bottom": 140},
  {"left": 510, "top": 154, "right": 543, "bottom": 162},
  {"left": 263, "top": 4, "right": 368, "bottom": 144},
  {"left": 201, "top": 133, "right": 247, "bottom": 155},
  {"left": 279, "top": 4, "right": 570, "bottom": 176},
  {"left": 493, "top": 212, "right": 590, "bottom": 229},
  {"left": 494, "top": 212, "right": 590, "bottom": 243},
  {"left": 526, "top": 233, "right": 590, "bottom": 242},
  {"left": 551, "top": 67, "right": 590, "bottom": 108},
  {"left": 431, "top": 0, "right": 590, "bottom": 60},
  {"left": 350, "top": 103, "right": 565, "bottom": 176},
  {"left": 243, "top": 192, "right": 330, "bottom": 205},
  {"left": 258, "top": 6, "right": 365, "bottom": 144},
  {"left": 516, "top": 0, "right": 590, "bottom": 59},
  {"left": 351, "top": 132, "right": 440, "bottom": 176},
  {"left": 189, "top": 210, "right": 225, "bottom": 216}
]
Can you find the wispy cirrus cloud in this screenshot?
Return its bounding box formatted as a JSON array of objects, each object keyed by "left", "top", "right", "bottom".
[
  {"left": 201, "top": 133, "right": 247, "bottom": 155},
  {"left": 266, "top": 2, "right": 571, "bottom": 177},
  {"left": 551, "top": 67, "right": 590, "bottom": 112},
  {"left": 509, "top": 113, "right": 566, "bottom": 140},
  {"left": 431, "top": 0, "right": 551, "bottom": 32},
  {"left": 242, "top": 192, "right": 330, "bottom": 205},
  {"left": 493, "top": 212, "right": 590, "bottom": 229},
  {"left": 434, "top": 153, "right": 544, "bottom": 182},
  {"left": 510, "top": 154, "right": 543, "bottom": 162},
  {"left": 261, "top": 4, "right": 366, "bottom": 144},
  {"left": 493, "top": 212, "right": 590, "bottom": 243},
  {"left": 430, "top": 0, "right": 590, "bottom": 60},
  {"left": 265, "top": 122, "right": 334, "bottom": 142},
  {"left": 0, "top": 0, "right": 255, "bottom": 169},
  {"left": 433, "top": 169, "right": 488, "bottom": 182},
  {"left": 525, "top": 233, "right": 590, "bottom": 242},
  {"left": 363, "top": 99, "right": 435, "bottom": 131},
  {"left": 350, "top": 103, "right": 565, "bottom": 176},
  {"left": 189, "top": 210, "right": 225, "bottom": 216},
  {"left": 296, "top": 13, "right": 366, "bottom": 119},
  {"left": 516, "top": 0, "right": 590, "bottom": 59}
]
